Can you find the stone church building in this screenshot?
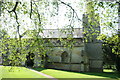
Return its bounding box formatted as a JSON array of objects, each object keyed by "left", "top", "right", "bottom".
[
  {"left": 23, "top": 13, "right": 103, "bottom": 72},
  {"left": 0, "top": 0, "right": 105, "bottom": 72},
  {"left": 0, "top": 13, "right": 103, "bottom": 72},
  {"left": 0, "top": 0, "right": 119, "bottom": 73}
]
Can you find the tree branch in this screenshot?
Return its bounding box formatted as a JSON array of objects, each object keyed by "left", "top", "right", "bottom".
[
  {"left": 9, "top": 2, "right": 19, "bottom": 12},
  {"left": 8, "top": 2, "right": 21, "bottom": 39},
  {"left": 58, "top": 0, "right": 82, "bottom": 22},
  {"left": 30, "top": 0, "right": 33, "bottom": 19}
]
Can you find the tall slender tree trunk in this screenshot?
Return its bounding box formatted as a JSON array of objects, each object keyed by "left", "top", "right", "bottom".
[
  {"left": 118, "top": 2, "right": 120, "bottom": 35},
  {"left": 0, "top": 1, "right": 2, "bottom": 16},
  {"left": 116, "top": 2, "right": 120, "bottom": 72}
]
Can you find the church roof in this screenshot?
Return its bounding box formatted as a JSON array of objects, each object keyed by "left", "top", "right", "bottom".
[{"left": 22, "top": 28, "right": 83, "bottom": 38}]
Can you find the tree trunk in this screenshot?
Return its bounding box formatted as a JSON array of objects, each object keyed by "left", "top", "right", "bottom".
[
  {"left": 116, "top": 56, "right": 120, "bottom": 72},
  {"left": 0, "top": 1, "right": 2, "bottom": 16}
]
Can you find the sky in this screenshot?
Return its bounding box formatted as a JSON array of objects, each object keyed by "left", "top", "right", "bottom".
[{"left": 0, "top": 0, "right": 119, "bottom": 37}]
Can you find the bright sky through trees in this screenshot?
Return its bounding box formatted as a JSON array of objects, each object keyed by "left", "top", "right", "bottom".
[{"left": 0, "top": 0, "right": 118, "bottom": 37}]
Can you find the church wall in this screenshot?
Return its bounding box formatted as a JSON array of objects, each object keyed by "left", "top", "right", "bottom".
[
  {"left": 0, "top": 56, "right": 2, "bottom": 64},
  {"left": 46, "top": 46, "right": 89, "bottom": 72},
  {"left": 85, "top": 43, "right": 103, "bottom": 72}
]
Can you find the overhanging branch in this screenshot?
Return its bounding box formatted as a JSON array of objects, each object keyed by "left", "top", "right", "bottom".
[
  {"left": 30, "top": 0, "right": 33, "bottom": 19},
  {"left": 9, "top": 2, "right": 19, "bottom": 12},
  {"left": 58, "top": 0, "right": 82, "bottom": 22}
]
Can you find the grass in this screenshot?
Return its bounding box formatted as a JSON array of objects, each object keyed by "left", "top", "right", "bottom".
[
  {"left": 1, "top": 66, "right": 46, "bottom": 78},
  {"left": 33, "top": 68, "right": 120, "bottom": 79},
  {"left": 1, "top": 66, "right": 120, "bottom": 80}
]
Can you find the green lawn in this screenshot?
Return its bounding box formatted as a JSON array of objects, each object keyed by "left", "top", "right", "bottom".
[
  {"left": 1, "top": 66, "right": 46, "bottom": 78},
  {"left": 33, "top": 68, "right": 120, "bottom": 79},
  {"left": 1, "top": 66, "right": 120, "bottom": 80}
]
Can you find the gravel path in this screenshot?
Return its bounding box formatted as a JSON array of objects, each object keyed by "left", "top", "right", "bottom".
[{"left": 29, "top": 69, "right": 58, "bottom": 80}]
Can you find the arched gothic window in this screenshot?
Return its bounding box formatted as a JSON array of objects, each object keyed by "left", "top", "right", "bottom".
[{"left": 61, "top": 51, "right": 68, "bottom": 63}]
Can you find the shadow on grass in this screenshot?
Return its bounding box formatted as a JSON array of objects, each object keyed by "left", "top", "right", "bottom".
[
  {"left": 81, "top": 72, "right": 120, "bottom": 79},
  {"left": 32, "top": 68, "right": 120, "bottom": 79},
  {"left": 32, "top": 68, "right": 47, "bottom": 71}
]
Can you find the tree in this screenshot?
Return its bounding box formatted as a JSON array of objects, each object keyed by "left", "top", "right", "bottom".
[
  {"left": 0, "top": 0, "right": 119, "bottom": 69},
  {"left": 98, "top": 33, "right": 120, "bottom": 72}
]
